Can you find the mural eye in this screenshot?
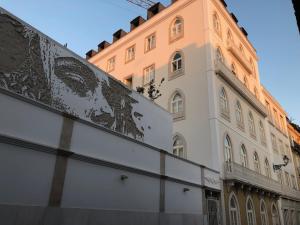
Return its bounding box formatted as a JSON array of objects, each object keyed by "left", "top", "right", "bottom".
[{"left": 54, "top": 57, "right": 98, "bottom": 97}]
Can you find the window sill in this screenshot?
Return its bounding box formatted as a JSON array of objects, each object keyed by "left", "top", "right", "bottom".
[
  {"left": 169, "top": 34, "right": 184, "bottom": 44},
  {"left": 173, "top": 113, "right": 185, "bottom": 122},
  {"left": 221, "top": 112, "right": 230, "bottom": 122},
  {"left": 168, "top": 70, "right": 184, "bottom": 81}
]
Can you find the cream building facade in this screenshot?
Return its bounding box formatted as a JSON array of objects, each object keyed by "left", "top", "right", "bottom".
[{"left": 87, "top": 0, "right": 300, "bottom": 224}]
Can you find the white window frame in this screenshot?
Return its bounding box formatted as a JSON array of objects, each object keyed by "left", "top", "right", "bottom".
[
  {"left": 171, "top": 52, "right": 183, "bottom": 73},
  {"left": 125, "top": 45, "right": 135, "bottom": 63},
  {"left": 246, "top": 197, "right": 257, "bottom": 225},
  {"left": 145, "top": 33, "right": 156, "bottom": 52},
  {"left": 253, "top": 152, "right": 260, "bottom": 173},
  {"left": 248, "top": 112, "right": 256, "bottom": 138},
  {"left": 260, "top": 200, "right": 269, "bottom": 225},
  {"left": 220, "top": 87, "right": 229, "bottom": 119},
  {"left": 229, "top": 193, "right": 241, "bottom": 225},
  {"left": 240, "top": 144, "right": 248, "bottom": 167},
  {"left": 235, "top": 101, "right": 244, "bottom": 129},
  {"left": 107, "top": 56, "right": 116, "bottom": 72},
  {"left": 173, "top": 134, "right": 186, "bottom": 158},
  {"left": 170, "top": 17, "right": 183, "bottom": 41},
  {"left": 143, "top": 64, "right": 155, "bottom": 85},
  {"left": 264, "top": 158, "right": 271, "bottom": 178}
]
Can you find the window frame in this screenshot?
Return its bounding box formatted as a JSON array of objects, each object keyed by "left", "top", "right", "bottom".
[
  {"left": 220, "top": 87, "right": 230, "bottom": 120},
  {"left": 143, "top": 64, "right": 155, "bottom": 85},
  {"left": 172, "top": 133, "right": 187, "bottom": 159},
  {"left": 240, "top": 144, "right": 248, "bottom": 167},
  {"left": 213, "top": 12, "right": 222, "bottom": 37},
  {"left": 253, "top": 152, "right": 260, "bottom": 174},
  {"left": 260, "top": 200, "right": 269, "bottom": 225},
  {"left": 246, "top": 196, "right": 256, "bottom": 225},
  {"left": 107, "top": 56, "right": 116, "bottom": 72},
  {"left": 248, "top": 111, "right": 256, "bottom": 138},
  {"left": 169, "top": 90, "right": 185, "bottom": 121},
  {"left": 235, "top": 100, "right": 244, "bottom": 130},
  {"left": 125, "top": 44, "right": 136, "bottom": 63},
  {"left": 145, "top": 32, "right": 156, "bottom": 53},
  {"left": 169, "top": 51, "right": 184, "bottom": 79},
  {"left": 229, "top": 192, "right": 241, "bottom": 225},
  {"left": 169, "top": 16, "right": 184, "bottom": 43}
]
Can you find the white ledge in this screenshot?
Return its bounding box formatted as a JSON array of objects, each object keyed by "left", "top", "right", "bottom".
[{"left": 215, "top": 60, "right": 268, "bottom": 117}]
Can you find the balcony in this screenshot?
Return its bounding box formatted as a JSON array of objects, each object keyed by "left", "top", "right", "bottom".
[
  {"left": 215, "top": 60, "right": 268, "bottom": 117},
  {"left": 224, "top": 162, "right": 300, "bottom": 201},
  {"left": 227, "top": 41, "right": 253, "bottom": 73},
  {"left": 224, "top": 162, "right": 282, "bottom": 194}
]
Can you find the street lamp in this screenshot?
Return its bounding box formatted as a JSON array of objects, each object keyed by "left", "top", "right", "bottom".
[{"left": 273, "top": 155, "right": 290, "bottom": 171}]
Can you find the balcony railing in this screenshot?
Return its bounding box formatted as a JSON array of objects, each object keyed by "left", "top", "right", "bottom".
[
  {"left": 224, "top": 162, "right": 300, "bottom": 200},
  {"left": 227, "top": 41, "right": 253, "bottom": 74},
  {"left": 215, "top": 60, "right": 268, "bottom": 117}
]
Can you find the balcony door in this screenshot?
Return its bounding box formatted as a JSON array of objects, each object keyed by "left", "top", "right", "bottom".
[{"left": 207, "top": 198, "right": 220, "bottom": 225}]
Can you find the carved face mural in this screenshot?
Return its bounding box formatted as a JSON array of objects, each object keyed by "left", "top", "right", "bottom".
[{"left": 0, "top": 11, "right": 144, "bottom": 140}]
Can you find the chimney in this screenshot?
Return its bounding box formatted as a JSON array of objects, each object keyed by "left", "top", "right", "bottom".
[
  {"left": 230, "top": 13, "right": 238, "bottom": 23},
  {"left": 85, "top": 49, "right": 97, "bottom": 60},
  {"left": 130, "top": 16, "right": 146, "bottom": 31},
  {"left": 240, "top": 27, "right": 248, "bottom": 37},
  {"left": 113, "top": 29, "right": 127, "bottom": 42},
  {"left": 147, "top": 2, "right": 165, "bottom": 20},
  {"left": 98, "top": 41, "right": 111, "bottom": 52},
  {"left": 171, "top": 0, "right": 178, "bottom": 4}
]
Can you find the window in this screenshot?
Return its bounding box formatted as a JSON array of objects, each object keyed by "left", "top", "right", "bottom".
[
  {"left": 271, "top": 133, "right": 278, "bottom": 151},
  {"left": 231, "top": 63, "right": 237, "bottom": 75},
  {"left": 125, "top": 45, "right": 135, "bottom": 63},
  {"left": 173, "top": 134, "right": 186, "bottom": 158},
  {"left": 235, "top": 101, "right": 244, "bottom": 129},
  {"left": 107, "top": 56, "right": 116, "bottom": 72},
  {"left": 246, "top": 197, "right": 256, "bottom": 225},
  {"left": 273, "top": 109, "right": 279, "bottom": 127},
  {"left": 260, "top": 200, "right": 269, "bottom": 225},
  {"left": 285, "top": 171, "right": 290, "bottom": 187},
  {"left": 170, "top": 52, "right": 183, "bottom": 75},
  {"left": 216, "top": 47, "right": 224, "bottom": 62},
  {"left": 170, "top": 17, "right": 183, "bottom": 41},
  {"left": 271, "top": 204, "right": 280, "bottom": 225},
  {"left": 124, "top": 75, "right": 133, "bottom": 89},
  {"left": 253, "top": 152, "right": 260, "bottom": 173},
  {"left": 224, "top": 135, "right": 233, "bottom": 167},
  {"left": 280, "top": 115, "right": 285, "bottom": 132},
  {"left": 264, "top": 158, "right": 271, "bottom": 178},
  {"left": 265, "top": 101, "right": 272, "bottom": 122},
  {"left": 145, "top": 33, "right": 156, "bottom": 52},
  {"left": 170, "top": 91, "right": 184, "bottom": 120},
  {"left": 220, "top": 87, "right": 229, "bottom": 118},
  {"left": 229, "top": 193, "right": 241, "bottom": 225},
  {"left": 283, "top": 209, "right": 289, "bottom": 225},
  {"left": 143, "top": 64, "right": 155, "bottom": 85},
  {"left": 248, "top": 112, "right": 256, "bottom": 137},
  {"left": 259, "top": 121, "right": 266, "bottom": 144},
  {"left": 227, "top": 30, "right": 233, "bottom": 45},
  {"left": 213, "top": 13, "right": 221, "bottom": 36},
  {"left": 240, "top": 144, "right": 248, "bottom": 167},
  {"left": 239, "top": 44, "right": 245, "bottom": 55}
]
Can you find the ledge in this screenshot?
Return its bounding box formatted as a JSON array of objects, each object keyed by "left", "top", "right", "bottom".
[{"left": 215, "top": 60, "right": 268, "bottom": 117}]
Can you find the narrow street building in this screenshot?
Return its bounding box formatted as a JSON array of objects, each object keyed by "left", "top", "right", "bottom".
[{"left": 87, "top": 0, "right": 300, "bottom": 224}]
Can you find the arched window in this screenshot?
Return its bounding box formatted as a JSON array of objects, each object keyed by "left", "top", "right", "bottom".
[
  {"left": 264, "top": 158, "right": 271, "bottom": 178},
  {"left": 170, "top": 17, "right": 184, "bottom": 41},
  {"left": 231, "top": 63, "right": 237, "bottom": 75},
  {"left": 224, "top": 135, "right": 233, "bottom": 171},
  {"left": 259, "top": 121, "right": 266, "bottom": 144},
  {"left": 260, "top": 200, "right": 269, "bottom": 225},
  {"left": 240, "top": 144, "right": 248, "bottom": 167},
  {"left": 239, "top": 44, "right": 245, "bottom": 55},
  {"left": 171, "top": 52, "right": 183, "bottom": 73},
  {"left": 173, "top": 134, "right": 186, "bottom": 158},
  {"left": 271, "top": 203, "right": 280, "bottom": 225},
  {"left": 253, "top": 152, "right": 260, "bottom": 173},
  {"left": 216, "top": 47, "right": 224, "bottom": 62},
  {"left": 235, "top": 101, "right": 244, "bottom": 128},
  {"left": 170, "top": 91, "right": 184, "bottom": 120},
  {"left": 220, "top": 87, "right": 229, "bottom": 117},
  {"left": 229, "top": 193, "right": 241, "bottom": 225},
  {"left": 227, "top": 30, "right": 233, "bottom": 45},
  {"left": 254, "top": 87, "right": 259, "bottom": 99},
  {"left": 213, "top": 13, "right": 221, "bottom": 36},
  {"left": 248, "top": 112, "right": 256, "bottom": 137},
  {"left": 246, "top": 197, "right": 256, "bottom": 225}
]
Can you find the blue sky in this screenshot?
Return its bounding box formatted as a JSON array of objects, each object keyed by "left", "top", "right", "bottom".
[{"left": 1, "top": 0, "right": 299, "bottom": 123}]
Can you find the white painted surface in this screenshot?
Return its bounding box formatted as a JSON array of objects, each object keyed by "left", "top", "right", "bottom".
[{"left": 0, "top": 143, "right": 56, "bottom": 206}]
